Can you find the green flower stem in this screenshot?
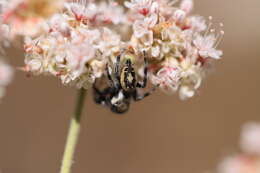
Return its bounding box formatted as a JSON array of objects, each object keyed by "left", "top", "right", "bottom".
[{"left": 60, "top": 88, "right": 87, "bottom": 173}]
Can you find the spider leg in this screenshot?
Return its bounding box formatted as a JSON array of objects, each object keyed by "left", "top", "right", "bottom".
[
  {"left": 136, "top": 51, "right": 148, "bottom": 88},
  {"left": 115, "top": 54, "right": 121, "bottom": 83},
  {"left": 106, "top": 63, "right": 114, "bottom": 85},
  {"left": 106, "top": 63, "right": 120, "bottom": 89},
  {"left": 133, "top": 85, "right": 158, "bottom": 101},
  {"left": 93, "top": 84, "right": 113, "bottom": 105}
]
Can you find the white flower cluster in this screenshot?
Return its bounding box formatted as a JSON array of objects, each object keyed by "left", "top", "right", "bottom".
[
  {"left": 19, "top": 0, "right": 223, "bottom": 99},
  {"left": 218, "top": 122, "right": 260, "bottom": 173}
]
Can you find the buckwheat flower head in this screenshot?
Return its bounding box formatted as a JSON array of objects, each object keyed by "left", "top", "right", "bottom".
[{"left": 18, "top": 0, "right": 223, "bottom": 100}]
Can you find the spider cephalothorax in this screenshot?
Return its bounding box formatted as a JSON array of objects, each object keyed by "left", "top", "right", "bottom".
[{"left": 93, "top": 51, "right": 157, "bottom": 114}]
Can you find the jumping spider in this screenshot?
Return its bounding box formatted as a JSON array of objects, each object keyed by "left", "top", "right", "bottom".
[{"left": 93, "top": 51, "right": 157, "bottom": 114}]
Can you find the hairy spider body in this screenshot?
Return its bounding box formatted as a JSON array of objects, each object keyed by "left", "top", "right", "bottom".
[{"left": 93, "top": 51, "right": 157, "bottom": 114}]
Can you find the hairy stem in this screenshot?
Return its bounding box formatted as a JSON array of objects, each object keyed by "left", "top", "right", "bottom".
[{"left": 60, "top": 88, "right": 87, "bottom": 173}]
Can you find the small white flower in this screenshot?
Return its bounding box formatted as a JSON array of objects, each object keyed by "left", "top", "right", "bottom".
[
  {"left": 179, "top": 85, "right": 195, "bottom": 100},
  {"left": 65, "top": 2, "right": 87, "bottom": 21},
  {"left": 133, "top": 14, "right": 157, "bottom": 38},
  {"left": 162, "top": 25, "right": 184, "bottom": 47},
  {"left": 125, "top": 0, "right": 157, "bottom": 16},
  {"left": 0, "top": 0, "right": 8, "bottom": 14},
  {"left": 218, "top": 157, "right": 242, "bottom": 173},
  {"left": 65, "top": 1, "right": 125, "bottom": 26},
  {"left": 188, "top": 16, "right": 207, "bottom": 32},
  {"left": 1, "top": 0, "right": 63, "bottom": 38},
  {"left": 180, "top": 0, "right": 194, "bottom": 14},
  {"left": 178, "top": 61, "right": 203, "bottom": 100},
  {"left": 150, "top": 40, "right": 172, "bottom": 60},
  {"left": 0, "top": 60, "right": 13, "bottom": 86},
  {"left": 173, "top": 9, "right": 186, "bottom": 22},
  {"left": 133, "top": 14, "right": 158, "bottom": 46},
  {"left": 151, "top": 66, "right": 182, "bottom": 94},
  {"left": 0, "top": 24, "right": 11, "bottom": 49},
  {"left": 193, "top": 34, "right": 223, "bottom": 59},
  {"left": 72, "top": 28, "right": 100, "bottom": 45},
  {"left": 0, "top": 60, "right": 13, "bottom": 100},
  {"left": 97, "top": 2, "right": 126, "bottom": 25},
  {"left": 25, "top": 54, "right": 43, "bottom": 74},
  {"left": 240, "top": 122, "right": 260, "bottom": 155},
  {"left": 89, "top": 59, "right": 105, "bottom": 79},
  {"left": 66, "top": 41, "right": 95, "bottom": 78},
  {"left": 48, "top": 14, "right": 71, "bottom": 37},
  {"left": 97, "top": 28, "right": 121, "bottom": 57},
  {"left": 151, "top": 45, "right": 160, "bottom": 57},
  {"left": 155, "top": 0, "right": 176, "bottom": 19}
]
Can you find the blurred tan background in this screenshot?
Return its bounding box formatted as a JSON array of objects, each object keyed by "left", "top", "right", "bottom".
[{"left": 0, "top": 0, "right": 260, "bottom": 173}]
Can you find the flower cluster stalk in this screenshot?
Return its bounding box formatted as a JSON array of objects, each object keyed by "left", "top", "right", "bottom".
[{"left": 60, "top": 88, "right": 87, "bottom": 173}]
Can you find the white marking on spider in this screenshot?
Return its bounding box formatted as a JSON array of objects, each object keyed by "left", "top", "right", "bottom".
[{"left": 111, "top": 90, "right": 124, "bottom": 105}]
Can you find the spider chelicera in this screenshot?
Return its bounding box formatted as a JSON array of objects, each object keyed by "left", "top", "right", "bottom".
[{"left": 93, "top": 51, "right": 157, "bottom": 114}]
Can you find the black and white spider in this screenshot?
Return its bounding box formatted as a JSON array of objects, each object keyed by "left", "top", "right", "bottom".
[{"left": 93, "top": 51, "right": 157, "bottom": 114}]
